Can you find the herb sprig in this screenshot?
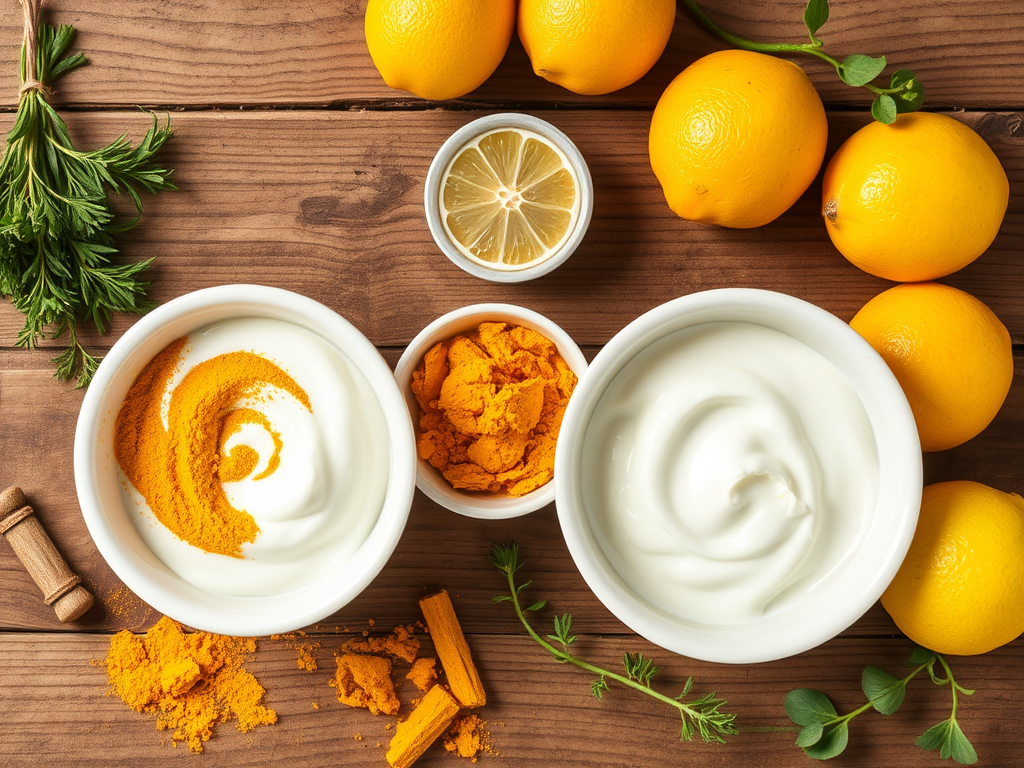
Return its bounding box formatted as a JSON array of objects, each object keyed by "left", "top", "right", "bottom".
[
  {"left": 489, "top": 543, "right": 738, "bottom": 744},
  {"left": 682, "top": 0, "right": 924, "bottom": 123},
  {"left": 0, "top": 1, "right": 174, "bottom": 387},
  {"left": 786, "top": 646, "right": 977, "bottom": 763}
]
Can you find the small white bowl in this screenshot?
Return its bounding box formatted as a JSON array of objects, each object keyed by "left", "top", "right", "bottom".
[
  {"left": 394, "top": 303, "right": 587, "bottom": 519},
  {"left": 74, "top": 285, "right": 417, "bottom": 636},
  {"left": 555, "top": 289, "right": 922, "bottom": 664},
  {"left": 424, "top": 113, "right": 594, "bottom": 283}
]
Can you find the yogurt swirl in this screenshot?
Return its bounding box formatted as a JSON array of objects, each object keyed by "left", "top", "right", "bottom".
[{"left": 582, "top": 322, "right": 878, "bottom": 624}]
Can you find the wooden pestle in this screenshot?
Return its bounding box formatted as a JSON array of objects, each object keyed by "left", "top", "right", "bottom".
[{"left": 0, "top": 486, "right": 94, "bottom": 622}]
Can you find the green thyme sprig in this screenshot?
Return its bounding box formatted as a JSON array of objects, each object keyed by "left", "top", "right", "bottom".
[
  {"left": 785, "top": 646, "right": 977, "bottom": 763},
  {"left": 682, "top": 0, "right": 924, "bottom": 123},
  {"left": 489, "top": 543, "right": 738, "bottom": 744},
  {"left": 0, "top": 2, "right": 174, "bottom": 387}
]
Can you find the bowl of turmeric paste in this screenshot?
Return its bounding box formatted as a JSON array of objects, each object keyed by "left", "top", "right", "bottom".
[
  {"left": 394, "top": 303, "right": 587, "bottom": 519},
  {"left": 75, "top": 285, "right": 417, "bottom": 636}
]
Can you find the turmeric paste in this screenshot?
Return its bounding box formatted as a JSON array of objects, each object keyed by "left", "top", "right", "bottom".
[
  {"left": 103, "top": 616, "right": 277, "bottom": 752},
  {"left": 113, "top": 338, "right": 311, "bottom": 557},
  {"left": 411, "top": 322, "right": 577, "bottom": 496}
]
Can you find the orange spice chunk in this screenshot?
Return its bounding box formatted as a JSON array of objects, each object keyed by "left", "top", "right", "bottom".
[
  {"left": 330, "top": 653, "right": 400, "bottom": 716},
  {"left": 385, "top": 684, "right": 460, "bottom": 768},
  {"left": 444, "top": 713, "right": 489, "bottom": 760},
  {"left": 406, "top": 657, "right": 438, "bottom": 693},
  {"left": 411, "top": 322, "right": 577, "bottom": 496},
  {"left": 103, "top": 616, "right": 277, "bottom": 752},
  {"left": 343, "top": 624, "right": 419, "bottom": 663},
  {"left": 419, "top": 590, "right": 485, "bottom": 708}
]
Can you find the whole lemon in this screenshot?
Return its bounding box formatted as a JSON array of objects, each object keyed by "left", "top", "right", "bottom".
[
  {"left": 518, "top": 0, "right": 676, "bottom": 96},
  {"left": 850, "top": 283, "right": 1013, "bottom": 452},
  {"left": 649, "top": 50, "right": 827, "bottom": 229},
  {"left": 822, "top": 112, "right": 1009, "bottom": 282},
  {"left": 364, "top": 0, "right": 516, "bottom": 101},
  {"left": 882, "top": 481, "right": 1024, "bottom": 656}
]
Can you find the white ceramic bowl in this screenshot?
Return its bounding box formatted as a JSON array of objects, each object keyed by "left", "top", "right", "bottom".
[
  {"left": 555, "top": 289, "right": 922, "bottom": 664},
  {"left": 424, "top": 113, "right": 594, "bottom": 283},
  {"left": 395, "top": 303, "right": 587, "bottom": 519},
  {"left": 75, "top": 285, "right": 416, "bottom": 636}
]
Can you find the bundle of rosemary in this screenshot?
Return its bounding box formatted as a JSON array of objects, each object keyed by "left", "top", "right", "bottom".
[{"left": 0, "top": 0, "right": 174, "bottom": 387}]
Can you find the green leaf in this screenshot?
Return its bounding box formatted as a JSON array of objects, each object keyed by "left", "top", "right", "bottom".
[
  {"left": 525, "top": 600, "right": 547, "bottom": 612},
  {"left": 839, "top": 54, "right": 887, "bottom": 87},
  {"left": 909, "top": 645, "right": 937, "bottom": 666},
  {"left": 796, "top": 721, "right": 825, "bottom": 748},
  {"left": 803, "top": 721, "right": 849, "bottom": 760},
  {"left": 861, "top": 666, "right": 906, "bottom": 715},
  {"left": 917, "top": 719, "right": 979, "bottom": 765},
  {"left": 785, "top": 689, "right": 838, "bottom": 726},
  {"left": 591, "top": 676, "right": 609, "bottom": 700},
  {"left": 871, "top": 94, "right": 898, "bottom": 124},
  {"left": 803, "top": 0, "right": 830, "bottom": 40},
  {"left": 890, "top": 69, "right": 925, "bottom": 113}
]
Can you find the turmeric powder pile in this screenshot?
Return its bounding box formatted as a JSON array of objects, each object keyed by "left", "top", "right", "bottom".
[
  {"left": 103, "top": 616, "right": 277, "bottom": 752},
  {"left": 113, "top": 338, "right": 311, "bottom": 557},
  {"left": 411, "top": 322, "right": 577, "bottom": 496}
]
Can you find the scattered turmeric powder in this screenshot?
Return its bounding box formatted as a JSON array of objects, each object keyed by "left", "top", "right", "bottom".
[
  {"left": 101, "top": 586, "right": 151, "bottom": 627},
  {"left": 330, "top": 653, "right": 401, "bottom": 716},
  {"left": 343, "top": 624, "right": 420, "bottom": 663},
  {"left": 103, "top": 616, "right": 277, "bottom": 752},
  {"left": 444, "top": 713, "right": 489, "bottom": 761},
  {"left": 411, "top": 322, "right": 576, "bottom": 496},
  {"left": 113, "top": 338, "right": 311, "bottom": 557},
  {"left": 406, "top": 657, "right": 438, "bottom": 693},
  {"left": 271, "top": 630, "right": 321, "bottom": 672}
]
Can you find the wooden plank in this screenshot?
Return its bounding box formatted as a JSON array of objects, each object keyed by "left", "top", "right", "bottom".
[
  {"left": 2, "top": 355, "right": 1022, "bottom": 634},
  {"left": 0, "top": 1, "right": 1021, "bottom": 109},
  {"left": 0, "top": 632, "right": 1020, "bottom": 767},
  {"left": 0, "top": 110, "right": 1021, "bottom": 350}
]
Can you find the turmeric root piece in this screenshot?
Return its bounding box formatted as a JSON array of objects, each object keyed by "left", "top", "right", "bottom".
[
  {"left": 406, "top": 657, "right": 438, "bottom": 693},
  {"left": 419, "top": 590, "right": 486, "bottom": 708},
  {"left": 330, "top": 653, "right": 400, "bottom": 716},
  {"left": 385, "top": 684, "right": 460, "bottom": 768}
]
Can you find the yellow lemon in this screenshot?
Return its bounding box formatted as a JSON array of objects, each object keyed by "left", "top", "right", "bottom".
[
  {"left": 518, "top": 0, "right": 676, "bottom": 96},
  {"left": 822, "top": 112, "right": 1009, "bottom": 281},
  {"left": 649, "top": 50, "right": 827, "bottom": 229},
  {"left": 850, "top": 283, "right": 1013, "bottom": 452},
  {"left": 882, "top": 481, "right": 1024, "bottom": 656},
  {"left": 441, "top": 128, "right": 579, "bottom": 270},
  {"left": 364, "top": 0, "right": 516, "bottom": 101}
]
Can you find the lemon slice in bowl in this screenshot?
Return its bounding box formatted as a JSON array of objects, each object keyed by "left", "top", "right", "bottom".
[{"left": 440, "top": 129, "right": 580, "bottom": 271}]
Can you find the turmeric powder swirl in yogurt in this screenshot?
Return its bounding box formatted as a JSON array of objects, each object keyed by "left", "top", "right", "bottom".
[
  {"left": 411, "top": 321, "right": 577, "bottom": 496},
  {"left": 113, "top": 317, "right": 390, "bottom": 597}
]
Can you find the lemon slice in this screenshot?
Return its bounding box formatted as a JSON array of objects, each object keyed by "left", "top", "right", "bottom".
[{"left": 440, "top": 128, "right": 579, "bottom": 271}]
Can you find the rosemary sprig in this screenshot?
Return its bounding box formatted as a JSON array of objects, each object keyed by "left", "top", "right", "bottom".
[
  {"left": 785, "top": 646, "right": 977, "bottom": 763},
  {"left": 489, "top": 543, "right": 738, "bottom": 744},
  {"left": 682, "top": 0, "right": 924, "bottom": 123},
  {"left": 0, "top": 0, "right": 174, "bottom": 387}
]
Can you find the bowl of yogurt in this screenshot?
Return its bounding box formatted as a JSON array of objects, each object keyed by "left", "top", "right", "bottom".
[
  {"left": 555, "top": 289, "right": 922, "bottom": 663},
  {"left": 75, "top": 285, "right": 416, "bottom": 636}
]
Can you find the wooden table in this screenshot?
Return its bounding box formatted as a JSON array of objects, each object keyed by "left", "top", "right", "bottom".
[{"left": 1, "top": 2, "right": 1021, "bottom": 766}]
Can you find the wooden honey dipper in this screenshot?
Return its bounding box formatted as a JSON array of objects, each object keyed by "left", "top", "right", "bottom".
[{"left": 0, "top": 486, "right": 94, "bottom": 622}]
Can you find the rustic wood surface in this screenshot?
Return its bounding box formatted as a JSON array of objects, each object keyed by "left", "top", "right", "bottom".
[{"left": 1, "top": 1, "right": 1022, "bottom": 766}]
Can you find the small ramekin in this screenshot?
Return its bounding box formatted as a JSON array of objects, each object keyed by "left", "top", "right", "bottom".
[
  {"left": 74, "top": 285, "right": 417, "bottom": 636},
  {"left": 424, "top": 113, "right": 594, "bottom": 283},
  {"left": 555, "top": 289, "right": 923, "bottom": 664},
  {"left": 394, "top": 303, "right": 587, "bottom": 519}
]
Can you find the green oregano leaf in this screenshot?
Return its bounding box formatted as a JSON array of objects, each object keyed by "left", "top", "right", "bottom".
[
  {"left": 890, "top": 69, "right": 925, "bottom": 112},
  {"left": 871, "top": 93, "right": 898, "bottom": 124},
  {"left": 909, "top": 645, "right": 937, "bottom": 666},
  {"left": 785, "top": 689, "right": 838, "bottom": 726},
  {"left": 862, "top": 666, "right": 906, "bottom": 715},
  {"left": 803, "top": 0, "right": 830, "bottom": 40},
  {"left": 917, "top": 718, "right": 978, "bottom": 765},
  {"left": 803, "top": 721, "right": 850, "bottom": 760},
  {"left": 796, "top": 721, "right": 825, "bottom": 748},
  {"left": 839, "top": 53, "right": 887, "bottom": 86}
]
